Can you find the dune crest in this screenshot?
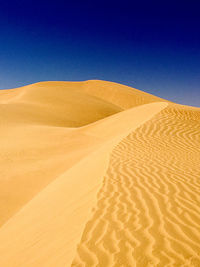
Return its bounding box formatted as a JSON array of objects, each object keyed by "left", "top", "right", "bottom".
[
  {"left": 72, "top": 103, "right": 200, "bottom": 267},
  {"left": 0, "top": 102, "right": 167, "bottom": 266},
  {"left": 0, "top": 80, "right": 199, "bottom": 266}
]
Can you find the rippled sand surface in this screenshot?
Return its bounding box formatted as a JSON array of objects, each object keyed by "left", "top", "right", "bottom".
[{"left": 0, "top": 80, "right": 199, "bottom": 266}]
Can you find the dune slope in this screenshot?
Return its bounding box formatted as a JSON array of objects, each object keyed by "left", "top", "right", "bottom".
[
  {"left": 0, "top": 102, "right": 167, "bottom": 267},
  {"left": 0, "top": 80, "right": 123, "bottom": 225},
  {"left": 0, "top": 80, "right": 166, "bottom": 226},
  {"left": 72, "top": 103, "right": 200, "bottom": 266},
  {"left": 0, "top": 81, "right": 122, "bottom": 127},
  {"left": 0, "top": 80, "right": 166, "bottom": 127},
  {"left": 0, "top": 80, "right": 199, "bottom": 267}
]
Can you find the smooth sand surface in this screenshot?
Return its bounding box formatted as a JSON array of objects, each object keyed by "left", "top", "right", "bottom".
[{"left": 0, "top": 80, "right": 199, "bottom": 266}]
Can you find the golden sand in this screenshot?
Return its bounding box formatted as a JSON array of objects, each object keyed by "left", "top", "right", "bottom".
[{"left": 0, "top": 80, "right": 199, "bottom": 266}]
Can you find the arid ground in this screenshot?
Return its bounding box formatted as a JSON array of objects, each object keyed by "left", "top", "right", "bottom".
[{"left": 0, "top": 80, "right": 200, "bottom": 266}]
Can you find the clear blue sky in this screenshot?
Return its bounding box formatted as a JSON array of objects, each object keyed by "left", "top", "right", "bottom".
[{"left": 0, "top": 0, "right": 199, "bottom": 106}]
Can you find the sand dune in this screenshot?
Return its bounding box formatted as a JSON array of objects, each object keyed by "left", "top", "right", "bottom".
[
  {"left": 72, "top": 103, "right": 200, "bottom": 266},
  {"left": 0, "top": 80, "right": 199, "bottom": 266}
]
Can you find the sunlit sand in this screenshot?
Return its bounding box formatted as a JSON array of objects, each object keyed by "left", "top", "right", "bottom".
[{"left": 0, "top": 80, "right": 199, "bottom": 266}]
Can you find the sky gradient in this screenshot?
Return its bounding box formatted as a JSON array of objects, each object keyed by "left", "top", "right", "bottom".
[{"left": 0, "top": 0, "right": 199, "bottom": 106}]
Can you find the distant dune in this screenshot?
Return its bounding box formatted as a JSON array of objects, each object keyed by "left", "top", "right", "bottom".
[{"left": 0, "top": 80, "right": 199, "bottom": 266}]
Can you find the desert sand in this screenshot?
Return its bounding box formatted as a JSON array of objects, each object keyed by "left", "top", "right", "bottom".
[{"left": 0, "top": 80, "right": 199, "bottom": 266}]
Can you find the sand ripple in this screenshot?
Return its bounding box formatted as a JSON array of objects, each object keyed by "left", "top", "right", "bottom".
[{"left": 72, "top": 104, "right": 200, "bottom": 267}]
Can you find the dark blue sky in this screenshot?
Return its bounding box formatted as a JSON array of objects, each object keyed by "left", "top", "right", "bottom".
[{"left": 0, "top": 0, "right": 199, "bottom": 106}]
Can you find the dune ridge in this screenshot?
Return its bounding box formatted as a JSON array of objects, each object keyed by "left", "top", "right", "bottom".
[
  {"left": 0, "top": 101, "right": 167, "bottom": 266},
  {"left": 0, "top": 80, "right": 167, "bottom": 127},
  {"left": 0, "top": 80, "right": 199, "bottom": 266},
  {"left": 72, "top": 103, "right": 200, "bottom": 266},
  {"left": 0, "top": 80, "right": 166, "bottom": 227}
]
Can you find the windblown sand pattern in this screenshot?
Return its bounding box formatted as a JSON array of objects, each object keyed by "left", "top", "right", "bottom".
[
  {"left": 72, "top": 103, "right": 200, "bottom": 266},
  {"left": 0, "top": 80, "right": 199, "bottom": 266}
]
